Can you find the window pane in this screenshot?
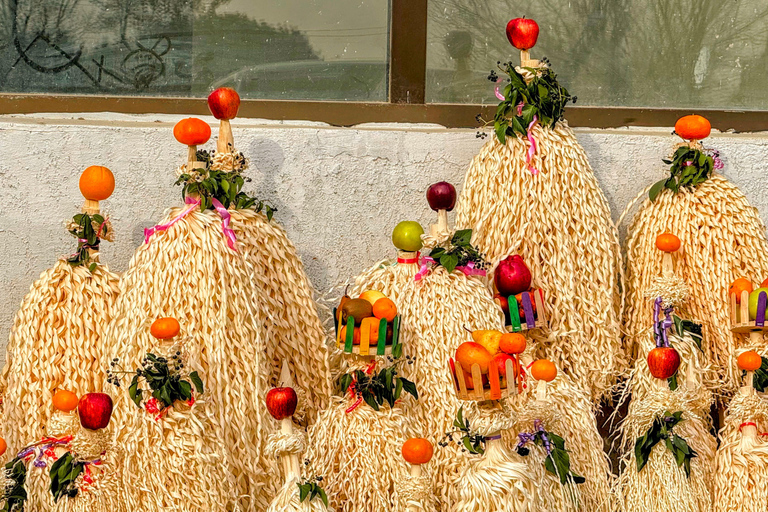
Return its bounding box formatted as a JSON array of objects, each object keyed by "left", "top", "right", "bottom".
[
  {"left": 0, "top": 0, "right": 389, "bottom": 101},
  {"left": 427, "top": 0, "right": 768, "bottom": 109}
]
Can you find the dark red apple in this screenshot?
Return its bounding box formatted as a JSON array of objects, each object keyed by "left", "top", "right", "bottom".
[
  {"left": 494, "top": 255, "right": 532, "bottom": 296},
  {"left": 266, "top": 387, "right": 298, "bottom": 420},
  {"left": 494, "top": 294, "right": 510, "bottom": 315},
  {"left": 426, "top": 182, "right": 457, "bottom": 212},
  {"left": 647, "top": 347, "right": 681, "bottom": 379},
  {"left": 78, "top": 393, "right": 113, "bottom": 430},
  {"left": 207, "top": 87, "right": 241, "bottom": 120},
  {"left": 506, "top": 18, "right": 539, "bottom": 51}
]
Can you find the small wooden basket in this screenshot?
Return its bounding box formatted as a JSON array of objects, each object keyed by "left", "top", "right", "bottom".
[
  {"left": 333, "top": 309, "right": 401, "bottom": 356},
  {"left": 495, "top": 289, "right": 548, "bottom": 332},
  {"left": 448, "top": 358, "right": 518, "bottom": 401},
  {"left": 730, "top": 289, "right": 768, "bottom": 333}
]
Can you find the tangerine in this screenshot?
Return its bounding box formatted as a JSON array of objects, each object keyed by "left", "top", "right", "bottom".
[
  {"left": 79, "top": 165, "right": 115, "bottom": 201},
  {"left": 0, "top": 437, "right": 6, "bottom": 457},
  {"left": 340, "top": 325, "right": 361, "bottom": 345},
  {"left": 52, "top": 389, "right": 79, "bottom": 412},
  {"left": 173, "top": 117, "right": 211, "bottom": 146},
  {"left": 499, "top": 333, "right": 526, "bottom": 354},
  {"left": 150, "top": 317, "right": 181, "bottom": 340},
  {"left": 655, "top": 232, "right": 681, "bottom": 253},
  {"left": 455, "top": 342, "right": 492, "bottom": 374},
  {"left": 373, "top": 298, "right": 398, "bottom": 322},
  {"left": 402, "top": 438, "right": 433, "bottom": 465},
  {"left": 730, "top": 278, "right": 754, "bottom": 304},
  {"left": 674, "top": 115, "right": 711, "bottom": 141},
  {"left": 738, "top": 351, "right": 763, "bottom": 372},
  {"left": 530, "top": 359, "right": 557, "bottom": 382}
]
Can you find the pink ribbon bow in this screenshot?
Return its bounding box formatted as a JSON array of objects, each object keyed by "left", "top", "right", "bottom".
[
  {"left": 414, "top": 256, "right": 487, "bottom": 282},
  {"left": 211, "top": 198, "right": 237, "bottom": 251},
  {"left": 144, "top": 196, "right": 238, "bottom": 251}
]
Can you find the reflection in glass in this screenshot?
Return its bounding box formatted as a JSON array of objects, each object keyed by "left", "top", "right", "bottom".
[
  {"left": 0, "top": 0, "right": 389, "bottom": 101},
  {"left": 428, "top": 0, "right": 768, "bottom": 109}
]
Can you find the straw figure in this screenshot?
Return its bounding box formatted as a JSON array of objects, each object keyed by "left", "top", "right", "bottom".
[
  {"left": 511, "top": 358, "right": 614, "bottom": 512},
  {"left": 714, "top": 350, "right": 768, "bottom": 512},
  {"left": 266, "top": 362, "right": 334, "bottom": 512},
  {"left": 348, "top": 183, "right": 506, "bottom": 505},
  {"left": 394, "top": 438, "right": 437, "bottom": 512},
  {"left": 305, "top": 353, "right": 415, "bottom": 512},
  {"left": 454, "top": 19, "right": 624, "bottom": 402},
  {"left": 0, "top": 166, "right": 120, "bottom": 453},
  {"left": 106, "top": 317, "right": 238, "bottom": 512},
  {"left": 616, "top": 260, "right": 715, "bottom": 512},
  {"left": 3, "top": 391, "right": 126, "bottom": 512},
  {"left": 104, "top": 89, "right": 331, "bottom": 510},
  {"left": 621, "top": 114, "right": 768, "bottom": 395}
]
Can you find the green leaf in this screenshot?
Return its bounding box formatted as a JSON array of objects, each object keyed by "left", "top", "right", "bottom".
[
  {"left": 649, "top": 179, "right": 666, "bottom": 201},
  {"left": 318, "top": 487, "right": 329, "bottom": 507},
  {"left": 189, "top": 371, "right": 204, "bottom": 394},
  {"left": 394, "top": 378, "right": 403, "bottom": 400},
  {"left": 453, "top": 229, "right": 472, "bottom": 246},
  {"left": 400, "top": 378, "right": 418, "bottom": 400},
  {"left": 298, "top": 483, "right": 310, "bottom": 502},
  {"left": 129, "top": 375, "right": 142, "bottom": 408},
  {"left": 495, "top": 122, "right": 507, "bottom": 144},
  {"left": 441, "top": 253, "right": 459, "bottom": 273}
]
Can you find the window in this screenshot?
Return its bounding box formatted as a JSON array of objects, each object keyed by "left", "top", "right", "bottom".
[{"left": 2, "top": 0, "right": 768, "bottom": 130}]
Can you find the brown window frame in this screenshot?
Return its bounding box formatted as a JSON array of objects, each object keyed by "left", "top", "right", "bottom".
[{"left": 1, "top": 0, "right": 766, "bottom": 132}]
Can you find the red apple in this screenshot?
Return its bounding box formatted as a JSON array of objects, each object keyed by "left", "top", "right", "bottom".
[
  {"left": 491, "top": 353, "right": 518, "bottom": 380},
  {"left": 506, "top": 18, "right": 539, "bottom": 51},
  {"left": 494, "top": 255, "right": 532, "bottom": 297},
  {"left": 647, "top": 347, "right": 681, "bottom": 379},
  {"left": 426, "top": 182, "right": 457, "bottom": 212},
  {"left": 494, "top": 294, "right": 510, "bottom": 315},
  {"left": 207, "top": 87, "right": 240, "bottom": 120},
  {"left": 78, "top": 393, "right": 113, "bottom": 430},
  {"left": 266, "top": 387, "right": 298, "bottom": 420}
]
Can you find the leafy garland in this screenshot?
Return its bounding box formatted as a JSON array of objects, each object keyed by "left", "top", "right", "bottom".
[
  {"left": 440, "top": 407, "right": 486, "bottom": 455},
  {"left": 515, "top": 420, "right": 585, "bottom": 485},
  {"left": 49, "top": 453, "right": 84, "bottom": 502},
  {"left": 107, "top": 352, "right": 203, "bottom": 410},
  {"left": 428, "top": 229, "right": 488, "bottom": 274},
  {"left": 0, "top": 457, "right": 27, "bottom": 512},
  {"left": 338, "top": 358, "right": 418, "bottom": 411},
  {"left": 66, "top": 212, "right": 110, "bottom": 270},
  {"left": 649, "top": 146, "right": 718, "bottom": 201},
  {"left": 484, "top": 61, "right": 575, "bottom": 145},
  {"left": 175, "top": 148, "right": 276, "bottom": 219},
  {"left": 635, "top": 411, "right": 698, "bottom": 478}
]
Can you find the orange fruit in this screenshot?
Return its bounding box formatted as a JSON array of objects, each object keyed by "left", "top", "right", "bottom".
[
  {"left": 173, "top": 117, "right": 211, "bottom": 146},
  {"left": 150, "top": 317, "right": 180, "bottom": 340},
  {"left": 359, "top": 290, "right": 387, "bottom": 306},
  {"left": 730, "top": 278, "right": 754, "bottom": 304},
  {"left": 0, "top": 437, "right": 6, "bottom": 457},
  {"left": 674, "top": 115, "right": 711, "bottom": 141},
  {"left": 738, "top": 351, "right": 763, "bottom": 372},
  {"left": 761, "top": 277, "right": 768, "bottom": 288},
  {"left": 655, "top": 232, "right": 681, "bottom": 253},
  {"left": 455, "top": 342, "right": 493, "bottom": 374},
  {"left": 79, "top": 165, "right": 115, "bottom": 201},
  {"left": 373, "top": 298, "right": 398, "bottom": 322},
  {"left": 402, "top": 438, "right": 433, "bottom": 465},
  {"left": 52, "top": 389, "right": 79, "bottom": 412},
  {"left": 530, "top": 359, "right": 557, "bottom": 382},
  {"left": 499, "top": 333, "right": 526, "bottom": 354},
  {"left": 340, "top": 325, "right": 362, "bottom": 345}
]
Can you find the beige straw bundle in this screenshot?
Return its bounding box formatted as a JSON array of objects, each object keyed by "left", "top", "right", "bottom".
[
  {"left": 0, "top": 260, "right": 119, "bottom": 452},
  {"left": 349, "top": 246, "right": 506, "bottom": 505},
  {"left": 104, "top": 208, "right": 271, "bottom": 511},
  {"left": 616, "top": 383, "right": 713, "bottom": 512},
  {"left": 621, "top": 173, "right": 768, "bottom": 394},
  {"left": 713, "top": 388, "right": 768, "bottom": 512},
  {"left": 306, "top": 373, "right": 411, "bottom": 512},
  {"left": 393, "top": 469, "right": 436, "bottom": 512},
  {"left": 455, "top": 120, "right": 624, "bottom": 402}
]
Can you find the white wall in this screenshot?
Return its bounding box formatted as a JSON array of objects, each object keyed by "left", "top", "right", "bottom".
[{"left": 2, "top": 113, "right": 768, "bottom": 358}]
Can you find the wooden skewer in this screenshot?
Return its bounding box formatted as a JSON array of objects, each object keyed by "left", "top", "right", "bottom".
[
  {"left": 535, "top": 380, "right": 547, "bottom": 401},
  {"left": 217, "top": 119, "right": 234, "bottom": 155},
  {"left": 661, "top": 253, "right": 674, "bottom": 277},
  {"left": 279, "top": 360, "right": 301, "bottom": 479}
]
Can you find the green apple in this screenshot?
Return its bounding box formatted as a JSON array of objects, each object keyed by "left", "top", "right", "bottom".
[
  {"left": 748, "top": 287, "right": 768, "bottom": 320},
  {"left": 392, "top": 221, "right": 424, "bottom": 252}
]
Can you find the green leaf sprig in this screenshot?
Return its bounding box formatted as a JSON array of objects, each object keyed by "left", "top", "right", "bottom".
[
  {"left": 515, "top": 421, "right": 585, "bottom": 485},
  {"left": 746, "top": 355, "right": 768, "bottom": 392},
  {"left": 49, "top": 453, "right": 84, "bottom": 502},
  {"left": 486, "top": 61, "right": 575, "bottom": 145},
  {"left": 439, "top": 407, "right": 486, "bottom": 455},
  {"left": 298, "top": 477, "right": 329, "bottom": 508},
  {"left": 634, "top": 411, "right": 698, "bottom": 478},
  {"left": 66, "top": 212, "right": 110, "bottom": 270},
  {"left": 649, "top": 146, "right": 715, "bottom": 201},
  {"left": 1, "top": 457, "right": 28, "bottom": 512},
  {"left": 175, "top": 149, "right": 276, "bottom": 220},
  {"left": 338, "top": 357, "right": 417, "bottom": 411},
  {"left": 428, "top": 229, "right": 488, "bottom": 274},
  {"left": 107, "top": 352, "right": 203, "bottom": 410}
]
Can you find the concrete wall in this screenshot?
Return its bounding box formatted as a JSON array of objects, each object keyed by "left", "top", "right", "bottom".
[{"left": 2, "top": 113, "right": 768, "bottom": 358}]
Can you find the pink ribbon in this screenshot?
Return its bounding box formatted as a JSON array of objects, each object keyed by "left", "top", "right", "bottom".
[
  {"left": 526, "top": 115, "right": 539, "bottom": 175},
  {"left": 211, "top": 198, "right": 237, "bottom": 251},
  {"left": 494, "top": 78, "right": 506, "bottom": 101},
  {"left": 414, "top": 256, "right": 487, "bottom": 282},
  {"left": 144, "top": 196, "right": 200, "bottom": 245}
]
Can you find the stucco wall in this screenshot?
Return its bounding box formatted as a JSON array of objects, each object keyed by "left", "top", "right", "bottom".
[{"left": 1, "top": 113, "right": 768, "bottom": 361}]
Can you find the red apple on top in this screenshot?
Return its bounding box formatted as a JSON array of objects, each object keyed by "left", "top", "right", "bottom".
[
  {"left": 266, "top": 387, "right": 298, "bottom": 420},
  {"left": 78, "top": 393, "right": 113, "bottom": 430},
  {"left": 647, "top": 346, "right": 680, "bottom": 379},
  {"left": 427, "top": 182, "right": 457, "bottom": 212},
  {"left": 506, "top": 18, "right": 539, "bottom": 51},
  {"left": 208, "top": 87, "right": 240, "bottom": 120}
]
